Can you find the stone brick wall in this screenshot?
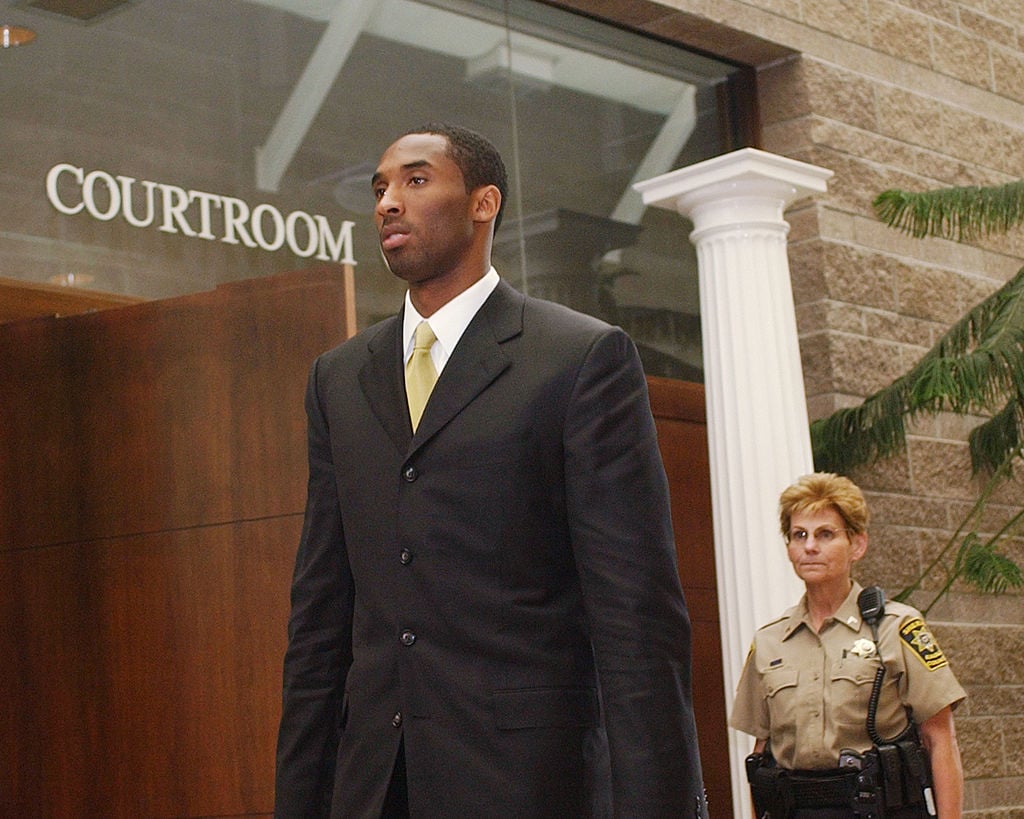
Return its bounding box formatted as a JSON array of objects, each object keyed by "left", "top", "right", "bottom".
[
  {"left": 749, "top": 3, "right": 1024, "bottom": 813},
  {"left": 761, "top": 6, "right": 1024, "bottom": 810},
  {"left": 761, "top": 5, "right": 1024, "bottom": 815},
  {"left": 555, "top": 0, "right": 1024, "bottom": 812}
]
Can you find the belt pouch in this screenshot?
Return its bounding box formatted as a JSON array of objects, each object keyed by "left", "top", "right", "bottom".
[{"left": 878, "top": 744, "right": 904, "bottom": 809}]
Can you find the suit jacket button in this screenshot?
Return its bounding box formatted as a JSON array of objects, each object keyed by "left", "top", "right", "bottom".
[
  {"left": 400, "top": 548, "right": 413, "bottom": 565},
  {"left": 392, "top": 711, "right": 403, "bottom": 728},
  {"left": 403, "top": 465, "right": 417, "bottom": 482},
  {"left": 400, "top": 629, "right": 416, "bottom": 646}
]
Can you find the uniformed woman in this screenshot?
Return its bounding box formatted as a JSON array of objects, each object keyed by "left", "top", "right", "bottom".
[{"left": 730, "top": 473, "right": 965, "bottom": 818}]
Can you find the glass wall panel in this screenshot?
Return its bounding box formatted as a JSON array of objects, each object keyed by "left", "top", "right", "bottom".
[{"left": 1, "top": 0, "right": 748, "bottom": 379}]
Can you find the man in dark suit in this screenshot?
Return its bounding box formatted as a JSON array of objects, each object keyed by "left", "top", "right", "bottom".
[{"left": 274, "top": 122, "right": 708, "bottom": 818}]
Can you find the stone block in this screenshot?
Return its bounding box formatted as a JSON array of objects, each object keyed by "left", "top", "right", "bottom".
[
  {"left": 894, "top": 263, "right": 967, "bottom": 322},
  {"left": 1004, "top": 714, "right": 1024, "bottom": 776},
  {"left": 864, "top": 489, "right": 947, "bottom": 529},
  {"left": 989, "top": 627, "right": 1024, "bottom": 684},
  {"left": 795, "top": 301, "right": 831, "bottom": 334},
  {"left": 868, "top": 0, "right": 933, "bottom": 66},
  {"left": 931, "top": 20, "right": 994, "bottom": 88},
  {"left": 786, "top": 203, "right": 822, "bottom": 243},
  {"left": 958, "top": 715, "right": 1009, "bottom": 778},
  {"left": 803, "top": 0, "right": 870, "bottom": 45},
  {"left": 854, "top": 541, "right": 922, "bottom": 590},
  {"left": 875, "top": 86, "right": 949, "bottom": 147},
  {"left": 758, "top": 57, "right": 811, "bottom": 124},
  {"left": 873, "top": 310, "right": 937, "bottom": 347},
  {"left": 821, "top": 243, "right": 899, "bottom": 310},
  {"left": 912, "top": 150, "right": 1003, "bottom": 187},
  {"left": 964, "top": 684, "right": 1024, "bottom": 717},
  {"left": 813, "top": 148, "right": 907, "bottom": 215},
  {"left": 930, "top": 410, "right": 986, "bottom": 442},
  {"left": 935, "top": 624, "right": 1001, "bottom": 685},
  {"left": 943, "top": 107, "right": 1024, "bottom": 178},
  {"left": 802, "top": 60, "right": 878, "bottom": 131},
  {"left": 887, "top": 0, "right": 957, "bottom": 26},
  {"left": 971, "top": 0, "right": 1024, "bottom": 28},
  {"left": 806, "top": 392, "right": 843, "bottom": 422},
  {"left": 958, "top": 7, "right": 1018, "bottom": 49},
  {"left": 818, "top": 207, "right": 860, "bottom": 245},
  {"left": 788, "top": 239, "right": 829, "bottom": 303},
  {"left": 992, "top": 47, "right": 1024, "bottom": 104},
  {"left": 798, "top": 331, "right": 834, "bottom": 394},
  {"left": 906, "top": 437, "right": 976, "bottom": 498},
  {"left": 828, "top": 332, "right": 907, "bottom": 393},
  {"left": 945, "top": 590, "right": 1024, "bottom": 626},
  {"left": 762, "top": 116, "right": 815, "bottom": 155}
]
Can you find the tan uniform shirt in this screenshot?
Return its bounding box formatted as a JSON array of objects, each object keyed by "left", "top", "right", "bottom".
[{"left": 730, "top": 582, "right": 966, "bottom": 770}]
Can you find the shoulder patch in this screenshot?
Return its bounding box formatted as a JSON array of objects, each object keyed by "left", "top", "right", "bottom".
[{"left": 899, "top": 617, "right": 949, "bottom": 671}]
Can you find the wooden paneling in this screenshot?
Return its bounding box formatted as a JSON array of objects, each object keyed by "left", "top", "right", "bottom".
[
  {"left": 649, "top": 375, "right": 732, "bottom": 818},
  {"left": 0, "top": 268, "right": 348, "bottom": 549},
  {"left": 0, "top": 276, "right": 144, "bottom": 324},
  {"left": 0, "top": 266, "right": 351, "bottom": 817},
  {"left": 0, "top": 285, "right": 725, "bottom": 817},
  {"left": 2, "top": 519, "right": 297, "bottom": 816}
]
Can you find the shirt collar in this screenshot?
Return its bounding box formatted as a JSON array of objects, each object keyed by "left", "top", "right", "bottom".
[
  {"left": 782, "top": 581, "right": 865, "bottom": 640},
  {"left": 403, "top": 267, "right": 500, "bottom": 366}
]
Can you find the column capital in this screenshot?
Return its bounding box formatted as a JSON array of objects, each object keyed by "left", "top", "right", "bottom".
[{"left": 634, "top": 147, "right": 834, "bottom": 229}]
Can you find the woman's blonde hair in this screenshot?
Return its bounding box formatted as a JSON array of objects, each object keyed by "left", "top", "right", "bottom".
[{"left": 778, "top": 472, "right": 868, "bottom": 539}]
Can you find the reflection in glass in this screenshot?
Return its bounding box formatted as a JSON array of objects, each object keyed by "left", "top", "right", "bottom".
[{"left": 1, "top": 0, "right": 747, "bottom": 379}]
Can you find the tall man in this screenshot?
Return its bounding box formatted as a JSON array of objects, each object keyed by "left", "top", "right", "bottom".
[{"left": 274, "top": 123, "right": 708, "bottom": 817}]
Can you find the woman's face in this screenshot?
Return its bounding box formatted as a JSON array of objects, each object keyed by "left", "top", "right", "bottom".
[{"left": 786, "top": 507, "right": 867, "bottom": 591}]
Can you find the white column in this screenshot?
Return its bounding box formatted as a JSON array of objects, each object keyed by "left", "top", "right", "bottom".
[{"left": 634, "top": 148, "right": 833, "bottom": 819}]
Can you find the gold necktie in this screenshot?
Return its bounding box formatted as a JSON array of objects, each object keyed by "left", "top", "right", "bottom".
[{"left": 405, "top": 321, "right": 438, "bottom": 431}]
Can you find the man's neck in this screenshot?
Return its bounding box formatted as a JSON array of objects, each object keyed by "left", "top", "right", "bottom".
[{"left": 409, "top": 262, "right": 491, "bottom": 318}]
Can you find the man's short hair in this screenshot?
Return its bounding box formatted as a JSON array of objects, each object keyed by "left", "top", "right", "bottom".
[{"left": 401, "top": 122, "right": 509, "bottom": 231}]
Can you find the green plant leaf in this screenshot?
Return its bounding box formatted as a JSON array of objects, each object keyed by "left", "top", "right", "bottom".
[
  {"left": 962, "top": 543, "right": 1024, "bottom": 594},
  {"left": 873, "top": 180, "right": 1024, "bottom": 242},
  {"left": 819, "top": 181, "right": 1024, "bottom": 612}
]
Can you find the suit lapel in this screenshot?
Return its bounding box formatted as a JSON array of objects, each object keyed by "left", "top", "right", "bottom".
[
  {"left": 412, "top": 280, "right": 523, "bottom": 447},
  {"left": 357, "top": 282, "right": 525, "bottom": 455},
  {"left": 358, "top": 315, "right": 411, "bottom": 455}
]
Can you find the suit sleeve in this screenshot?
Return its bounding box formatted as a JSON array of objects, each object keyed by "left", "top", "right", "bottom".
[
  {"left": 274, "top": 356, "right": 354, "bottom": 818},
  {"left": 563, "top": 327, "right": 708, "bottom": 818}
]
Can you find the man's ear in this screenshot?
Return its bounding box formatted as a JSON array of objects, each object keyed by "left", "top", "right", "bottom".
[{"left": 471, "top": 185, "right": 501, "bottom": 225}]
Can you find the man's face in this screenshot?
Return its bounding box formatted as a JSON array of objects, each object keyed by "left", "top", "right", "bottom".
[{"left": 371, "top": 132, "right": 476, "bottom": 284}]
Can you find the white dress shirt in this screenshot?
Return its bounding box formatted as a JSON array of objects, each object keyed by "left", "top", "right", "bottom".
[{"left": 402, "top": 267, "right": 500, "bottom": 375}]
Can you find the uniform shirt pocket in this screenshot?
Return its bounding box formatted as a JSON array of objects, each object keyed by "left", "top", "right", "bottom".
[
  {"left": 762, "top": 667, "right": 800, "bottom": 727},
  {"left": 831, "top": 656, "right": 879, "bottom": 730},
  {"left": 763, "top": 667, "right": 799, "bottom": 698}
]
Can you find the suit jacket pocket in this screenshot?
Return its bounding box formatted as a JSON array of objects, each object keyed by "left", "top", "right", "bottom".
[{"left": 493, "top": 686, "right": 599, "bottom": 730}]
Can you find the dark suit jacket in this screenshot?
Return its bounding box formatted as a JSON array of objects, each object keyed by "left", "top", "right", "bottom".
[{"left": 275, "top": 280, "right": 707, "bottom": 818}]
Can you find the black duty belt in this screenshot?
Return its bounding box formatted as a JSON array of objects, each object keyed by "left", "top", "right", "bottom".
[{"left": 784, "top": 768, "right": 859, "bottom": 808}]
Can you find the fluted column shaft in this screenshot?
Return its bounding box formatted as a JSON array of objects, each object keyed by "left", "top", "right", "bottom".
[{"left": 635, "top": 149, "right": 833, "bottom": 818}]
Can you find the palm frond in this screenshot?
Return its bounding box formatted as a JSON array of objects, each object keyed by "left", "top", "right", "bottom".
[
  {"left": 811, "top": 391, "right": 908, "bottom": 473},
  {"left": 849, "top": 181, "right": 1024, "bottom": 611},
  {"left": 874, "top": 180, "right": 1024, "bottom": 242},
  {"left": 968, "top": 398, "right": 1024, "bottom": 474},
  {"left": 812, "top": 266, "right": 1024, "bottom": 473},
  {"left": 961, "top": 544, "right": 1024, "bottom": 594}
]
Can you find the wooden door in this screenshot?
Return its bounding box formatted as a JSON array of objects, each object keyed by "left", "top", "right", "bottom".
[
  {"left": 649, "top": 376, "right": 731, "bottom": 817},
  {"left": 0, "top": 267, "right": 351, "bottom": 817}
]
